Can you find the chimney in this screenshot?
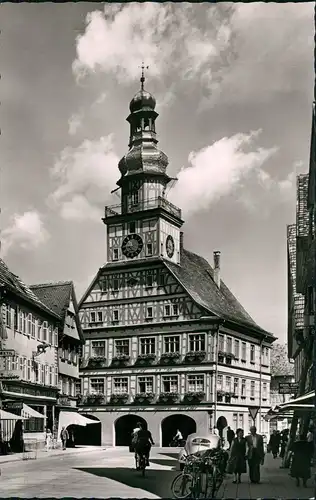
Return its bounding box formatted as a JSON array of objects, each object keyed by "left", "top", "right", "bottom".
[
  {"left": 180, "top": 232, "right": 184, "bottom": 251},
  {"left": 213, "top": 251, "right": 221, "bottom": 288}
]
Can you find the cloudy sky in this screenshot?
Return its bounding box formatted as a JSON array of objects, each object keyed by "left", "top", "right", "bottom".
[{"left": 1, "top": 3, "right": 314, "bottom": 342}]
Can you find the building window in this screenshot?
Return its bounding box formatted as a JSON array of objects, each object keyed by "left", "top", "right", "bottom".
[
  {"left": 131, "top": 192, "right": 139, "bottom": 205},
  {"left": 262, "top": 382, "right": 267, "bottom": 400},
  {"left": 129, "top": 222, "right": 136, "bottom": 233},
  {"left": 239, "top": 414, "right": 244, "bottom": 429},
  {"left": 140, "top": 337, "right": 155, "bottom": 355},
  {"left": 37, "top": 320, "right": 42, "bottom": 341},
  {"left": 138, "top": 376, "right": 153, "bottom": 393},
  {"left": 188, "top": 334, "right": 205, "bottom": 351},
  {"left": 90, "top": 378, "right": 104, "bottom": 395},
  {"left": 234, "top": 340, "right": 240, "bottom": 358},
  {"left": 226, "top": 376, "right": 231, "bottom": 392},
  {"left": 113, "top": 377, "right": 128, "bottom": 394},
  {"left": 250, "top": 344, "right": 255, "bottom": 363},
  {"left": 49, "top": 366, "right": 53, "bottom": 386},
  {"left": 250, "top": 381, "right": 255, "bottom": 399},
  {"left": 113, "top": 279, "right": 119, "bottom": 291},
  {"left": 241, "top": 379, "right": 246, "bottom": 397},
  {"left": 115, "top": 339, "right": 129, "bottom": 356},
  {"left": 233, "top": 413, "right": 238, "bottom": 430},
  {"left": 54, "top": 368, "right": 58, "bottom": 387},
  {"left": 5, "top": 305, "right": 11, "bottom": 328},
  {"left": 146, "top": 243, "right": 153, "bottom": 256},
  {"left": 218, "top": 334, "right": 224, "bottom": 351},
  {"left": 42, "top": 321, "right": 48, "bottom": 342},
  {"left": 90, "top": 312, "right": 96, "bottom": 323},
  {"left": 75, "top": 380, "right": 81, "bottom": 396},
  {"left": 91, "top": 341, "right": 106, "bottom": 357},
  {"left": 31, "top": 316, "right": 36, "bottom": 338},
  {"left": 233, "top": 377, "right": 239, "bottom": 395},
  {"left": 48, "top": 325, "right": 53, "bottom": 344},
  {"left": 112, "top": 309, "right": 119, "bottom": 322},
  {"left": 41, "top": 365, "right": 45, "bottom": 385},
  {"left": 113, "top": 248, "right": 119, "bottom": 261},
  {"left": 217, "top": 374, "right": 223, "bottom": 390},
  {"left": 27, "top": 359, "right": 31, "bottom": 381},
  {"left": 164, "top": 336, "right": 180, "bottom": 353},
  {"left": 241, "top": 342, "right": 246, "bottom": 362},
  {"left": 164, "top": 304, "right": 179, "bottom": 317},
  {"left": 97, "top": 311, "right": 103, "bottom": 323},
  {"left": 23, "top": 312, "right": 27, "bottom": 333},
  {"left": 146, "top": 273, "right": 153, "bottom": 287},
  {"left": 226, "top": 337, "right": 232, "bottom": 354},
  {"left": 162, "top": 375, "right": 178, "bottom": 393},
  {"left": 146, "top": 306, "right": 153, "bottom": 319},
  {"left": 187, "top": 374, "right": 204, "bottom": 392},
  {"left": 27, "top": 314, "right": 32, "bottom": 335}
]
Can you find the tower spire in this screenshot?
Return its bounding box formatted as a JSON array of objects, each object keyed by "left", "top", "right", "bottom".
[{"left": 139, "top": 62, "right": 149, "bottom": 91}]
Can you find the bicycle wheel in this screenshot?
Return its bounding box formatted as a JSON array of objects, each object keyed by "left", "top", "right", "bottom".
[
  {"left": 171, "top": 473, "right": 194, "bottom": 499},
  {"left": 210, "top": 466, "right": 223, "bottom": 498}
]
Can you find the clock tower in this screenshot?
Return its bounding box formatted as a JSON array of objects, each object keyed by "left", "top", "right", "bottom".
[{"left": 103, "top": 66, "right": 183, "bottom": 265}]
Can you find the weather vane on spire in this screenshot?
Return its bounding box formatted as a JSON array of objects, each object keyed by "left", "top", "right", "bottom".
[{"left": 139, "top": 62, "right": 149, "bottom": 91}]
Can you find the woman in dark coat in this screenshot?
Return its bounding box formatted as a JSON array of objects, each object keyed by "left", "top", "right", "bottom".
[
  {"left": 227, "top": 428, "right": 247, "bottom": 484},
  {"left": 290, "top": 434, "right": 311, "bottom": 487},
  {"left": 268, "top": 430, "right": 280, "bottom": 459}
]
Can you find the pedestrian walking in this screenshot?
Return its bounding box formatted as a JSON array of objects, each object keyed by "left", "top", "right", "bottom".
[
  {"left": 268, "top": 430, "right": 280, "bottom": 458},
  {"left": 306, "top": 426, "right": 314, "bottom": 465},
  {"left": 45, "top": 429, "right": 53, "bottom": 452},
  {"left": 290, "top": 434, "right": 311, "bottom": 487},
  {"left": 227, "top": 428, "right": 247, "bottom": 484},
  {"left": 245, "top": 426, "right": 265, "bottom": 484},
  {"left": 60, "top": 426, "right": 69, "bottom": 451},
  {"left": 226, "top": 426, "right": 235, "bottom": 450}
]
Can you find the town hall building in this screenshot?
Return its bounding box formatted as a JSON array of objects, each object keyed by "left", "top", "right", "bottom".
[{"left": 78, "top": 71, "right": 276, "bottom": 447}]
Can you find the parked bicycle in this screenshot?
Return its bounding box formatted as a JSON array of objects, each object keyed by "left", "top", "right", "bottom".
[
  {"left": 169, "top": 438, "right": 186, "bottom": 447},
  {"left": 171, "top": 450, "right": 225, "bottom": 499}
]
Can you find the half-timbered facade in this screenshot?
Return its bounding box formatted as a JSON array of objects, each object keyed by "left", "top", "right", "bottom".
[
  {"left": 0, "top": 259, "right": 60, "bottom": 449},
  {"left": 78, "top": 74, "right": 276, "bottom": 447}
]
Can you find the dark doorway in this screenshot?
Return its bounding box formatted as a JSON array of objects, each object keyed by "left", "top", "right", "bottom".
[
  {"left": 72, "top": 414, "right": 101, "bottom": 446},
  {"left": 216, "top": 416, "right": 228, "bottom": 438},
  {"left": 161, "top": 414, "right": 196, "bottom": 447},
  {"left": 115, "top": 414, "right": 147, "bottom": 446}
]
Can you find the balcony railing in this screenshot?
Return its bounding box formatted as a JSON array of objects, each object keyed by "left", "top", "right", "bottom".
[{"left": 104, "top": 196, "right": 182, "bottom": 220}]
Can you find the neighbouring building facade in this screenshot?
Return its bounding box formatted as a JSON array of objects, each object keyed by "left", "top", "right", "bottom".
[
  {"left": 30, "top": 282, "right": 85, "bottom": 429},
  {"left": 78, "top": 75, "right": 276, "bottom": 447},
  {"left": 0, "top": 259, "right": 60, "bottom": 448}
]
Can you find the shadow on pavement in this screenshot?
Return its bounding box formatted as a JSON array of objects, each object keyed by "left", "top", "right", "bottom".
[
  {"left": 74, "top": 467, "right": 177, "bottom": 497},
  {"left": 158, "top": 452, "right": 179, "bottom": 460},
  {"left": 150, "top": 458, "right": 178, "bottom": 468}
]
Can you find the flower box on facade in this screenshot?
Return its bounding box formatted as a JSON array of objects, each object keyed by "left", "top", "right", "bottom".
[
  {"left": 183, "top": 391, "right": 205, "bottom": 403},
  {"left": 111, "top": 354, "right": 130, "bottom": 366},
  {"left": 160, "top": 352, "right": 181, "bottom": 364},
  {"left": 158, "top": 392, "right": 179, "bottom": 404},
  {"left": 82, "top": 394, "right": 106, "bottom": 405},
  {"left": 135, "top": 353, "right": 156, "bottom": 366},
  {"left": 185, "top": 351, "right": 206, "bottom": 362},
  {"left": 87, "top": 356, "right": 107, "bottom": 369},
  {"left": 225, "top": 353, "right": 235, "bottom": 359},
  {"left": 110, "top": 393, "right": 129, "bottom": 404},
  {"left": 133, "top": 392, "right": 155, "bottom": 404}
]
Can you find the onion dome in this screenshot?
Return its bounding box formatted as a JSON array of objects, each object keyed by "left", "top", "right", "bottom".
[
  {"left": 118, "top": 142, "right": 169, "bottom": 178},
  {"left": 129, "top": 89, "right": 156, "bottom": 113}
]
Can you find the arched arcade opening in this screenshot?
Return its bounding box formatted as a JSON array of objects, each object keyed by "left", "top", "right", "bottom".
[
  {"left": 115, "top": 414, "right": 147, "bottom": 446},
  {"left": 161, "top": 414, "right": 196, "bottom": 447},
  {"left": 72, "top": 414, "right": 101, "bottom": 446}
]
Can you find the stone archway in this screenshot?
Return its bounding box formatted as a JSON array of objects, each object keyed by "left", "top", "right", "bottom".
[
  {"left": 161, "top": 414, "right": 196, "bottom": 447},
  {"left": 216, "top": 416, "right": 228, "bottom": 438},
  {"left": 72, "top": 414, "right": 101, "bottom": 446},
  {"left": 114, "top": 414, "right": 147, "bottom": 446}
]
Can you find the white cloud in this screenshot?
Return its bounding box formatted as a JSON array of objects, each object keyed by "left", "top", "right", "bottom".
[
  {"left": 1, "top": 211, "right": 50, "bottom": 257},
  {"left": 168, "top": 130, "right": 278, "bottom": 217},
  {"left": 49, "top": 135, "right": 119, "bottom": 221},
  {"left": 68, "top": 112, "right": 84, "bottom": 136},
  {"left": 72, "top": 4, "right": 232, "bottom": 88}
]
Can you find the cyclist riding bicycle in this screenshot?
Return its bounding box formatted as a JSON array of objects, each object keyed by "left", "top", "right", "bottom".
[
  {"left": 133, "top": 422, "right": 155, "bottom": 469},
  {"left": 173, "top": 429, "right": 183, "bottom": 446}
]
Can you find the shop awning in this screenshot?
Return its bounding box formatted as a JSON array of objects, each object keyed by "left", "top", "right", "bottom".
[
  {"left": 264, "top": 407, "right": 294, "bottom": 421},
  {"left": 277, "top": 391, "right": 315, "bottom": 412},
  {"left": 0, "top": 409, "right": 27, "bottom": 420},
  {"left": 22, "top": 403, "right": 45, "bottom": 419},
  {"left": 57, "top": 411, "right": 98, "bottom": 441}
]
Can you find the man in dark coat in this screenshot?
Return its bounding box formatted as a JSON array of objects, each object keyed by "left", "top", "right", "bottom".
[
  {"left": 226, "top": 427, "right": 235, "bottom": 449},
  {"left": 268, "top": 430, "right": 280, "bottom": 458},
  {"left": 245, "top": 426, "right": 265, "bottom": 484}
]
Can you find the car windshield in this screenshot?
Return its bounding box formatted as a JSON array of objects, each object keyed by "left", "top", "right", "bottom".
[{"left": 191, "top": 438, "right": 210, "bottom": 446}]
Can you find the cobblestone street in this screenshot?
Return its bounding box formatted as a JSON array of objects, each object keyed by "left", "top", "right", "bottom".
[{"left": 0, "top": 446, "right": 314, "bottom": 498}]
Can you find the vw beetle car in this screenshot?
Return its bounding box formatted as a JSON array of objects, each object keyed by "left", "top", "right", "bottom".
[{"left": 178, "top": 432, "right": 221, "bottom": 470}]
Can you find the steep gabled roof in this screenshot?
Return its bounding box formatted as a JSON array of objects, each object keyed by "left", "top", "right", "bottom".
[
  {"left": 165, "top": 248, "right": 274, "bottom": 338},
  {"left": 0, "top": 259, "right": 59, "bottom": 320},
  {"left": 30, "top": 281, "right": 84, "bottom": 343}
]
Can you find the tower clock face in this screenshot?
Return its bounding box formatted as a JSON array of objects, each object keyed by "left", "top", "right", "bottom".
[
  {"left": 166, "top": 235, "right": 175, "bottom": 258},
  {"left": 121, "top": 234, "right": 143, "bottom": 258}
]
